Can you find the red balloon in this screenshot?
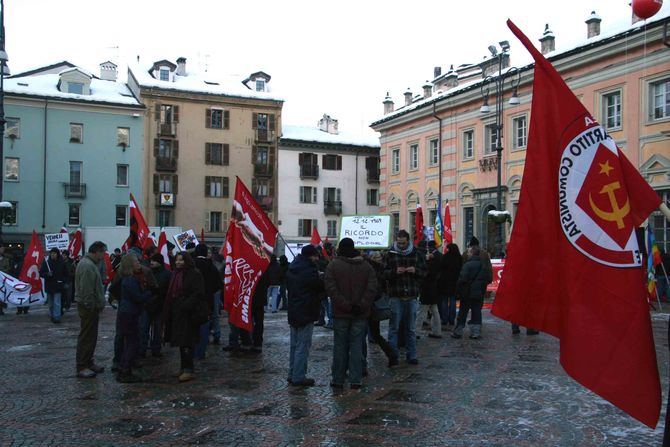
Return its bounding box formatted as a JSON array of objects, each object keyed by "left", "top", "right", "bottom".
[{"left": 632, "top": 0, "right": 663, "bottom": 19}]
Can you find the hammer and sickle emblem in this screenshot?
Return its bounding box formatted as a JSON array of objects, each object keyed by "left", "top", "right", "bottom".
[{"left": 588, "top": 181, "right": 630, "bottom": 229}]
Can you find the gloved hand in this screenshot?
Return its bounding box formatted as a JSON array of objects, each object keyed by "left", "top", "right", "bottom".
[{"left": 351, "top": 304, "right": 362, "bottom": 316}]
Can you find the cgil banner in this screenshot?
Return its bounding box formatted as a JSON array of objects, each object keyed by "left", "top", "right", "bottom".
[
  {"left": 0, "top": 271, "right": 45, "bottom": 307},
  {"left": 44, "top": 233, "right": 69, "bottom": 251}
]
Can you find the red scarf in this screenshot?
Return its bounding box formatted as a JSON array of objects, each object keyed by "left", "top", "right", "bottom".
[{"left": 162, "top": 268, "right": 185, "bottom": 326}]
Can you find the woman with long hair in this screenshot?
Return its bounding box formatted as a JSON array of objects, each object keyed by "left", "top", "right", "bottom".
[{"left": 162, "top": 252, "right": 205, "bottom": 383}]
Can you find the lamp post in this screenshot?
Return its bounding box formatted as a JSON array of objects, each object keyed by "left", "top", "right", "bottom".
[
  {"left": 0, "top": 0, "right": 9, "bottom": 244},
  {"left": 479, "top": 41, "right": 520, "bottom": 258}
]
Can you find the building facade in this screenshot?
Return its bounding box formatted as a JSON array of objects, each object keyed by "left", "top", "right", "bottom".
[
  {"left": 371, "top": 12, "right": 670, "bottom": 253},
  {"left": 2, "top": 61, "right": 145, "bottom": 247},
  {"left": 127, "top": 58, "right": 283, "bottom": 245},
  {"left": 278, "top": 115, "right": 381, "bottom": 244}
]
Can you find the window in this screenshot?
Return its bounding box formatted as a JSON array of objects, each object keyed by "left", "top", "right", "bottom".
[
  {"left": 485, "top": 124, "right": 498, "bottom": 154},
  {"left": 651, "top": 78, "right": 670, "bottom": 120},
  {"left": 255, "top": 79, "right": 265, "bottom": 92},
  {"left": 512, "top": 116, "right": 528, "bottom": 150},
  {"left": 463, "top": 207, "right": 474, "bottom": 246},
  {"left": 391, "top": 148, "right": 400, "bottom": 174},
  {"left": 300, "top": 186, "right": 317, "bottom": 204},
  {"left": 327, "top": 220, "right": 337, "bottom": 238},
  {"left": 205, "top": 143, "right": 229, "bottom": 165},
  {"left": 429, "top": 209, "right": 437, "bottom": 226},
  {"left": 205, "top": 176, "right": 227, "bottom": 198},
  {"left": 206, "top": 108, "right": 229, "bottom": 129},
  {"left": 69, "top": 161, "right": 82, "bottom": 185},
  {"left": 409, "top": 211, "right": 417, "bottom": 240},
  {"left": 68, "top": 203, "right": 81, "bottom": 226},
  {"left": 117, "top": 127, "right": 130, "bottom": 147},
  {"left": 116, "top": 164, "right": 128, "bottom": 187},
  {"left": 367, "top": 189, "right": 379, "bottom": 206},
  {"left": 257, "top": 113, "right": 268, "bottom": 130},
  {"left": 5, "top": 157, "right": 18, "bottom": 181},
  {"left": 603, "top": 91, "right": 622, "bottom": 129},
  {"left": 70, "top": 123, "right": 83, "bottom": 143},
  {"left": 158, "top": 210, "right": 172, "bottom": 227},
  {"left": 255, "top": 146, "right": 269, "bottom": 166},
  {"left": 324, "top": 187, "right": 341, "bottom": 203},
  {"left": 651, "top": 189, "right": 670, "bottom": 252},
  {"left": 322, "top": 154, "right": 342, "bottom": 170},
  {"left": 463, "top": 130, "right": 474, "bottom": 159},
  {"left": 1, "top": 201, "right": 16, "bottom": 225},
  {"left": 210, "top": 211, "right": 222, "bottom": 232},
  {"left": 409, "top": 143, "right": 419, "bottom": 170},
  {"left": 429, "top": 139, "right": 439, "bottom": 166},
  {"left": 392, "top": 212, "right": 400, "bottom": 237},
  {"left": 5, "top": 117, "right": 19, "bottom": 138},
  {"left": 157, "top": 104, "right": 179, "bottom": 124},
  {"left": 115, "top": 205, "right": 127, "bottom": 226},
  {"left": 158, "top": 139, "right": 173, "bottom": 158},
  {"left": 68, "top": 82, "right": 83, "bottom": 94},
  {"left": 159, "top": 69, "right": 169, "bottom": 81},
  {"left": 158, "top": 174, "right": 173, "bottom": 193},
  {"left": 298, "top": 219, "right": 318, "bottom": 237}
]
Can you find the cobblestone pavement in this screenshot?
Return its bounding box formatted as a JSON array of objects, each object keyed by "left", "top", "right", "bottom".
[{"left": 0, "top": 304, "right": 668, "bottom": 446}]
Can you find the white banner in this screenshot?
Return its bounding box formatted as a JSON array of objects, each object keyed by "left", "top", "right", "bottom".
[
  {"left": 0, "top": 271, "right": 46, "bottom": 307},
  {"left": 339, "top": 215, "right": 392, "bottom": 249},
  {"left": 173, "top": 229, "right": 199, "bottom": 251},
  {"left": 44, "top": 233, "right": 69, "bottom": 251}
]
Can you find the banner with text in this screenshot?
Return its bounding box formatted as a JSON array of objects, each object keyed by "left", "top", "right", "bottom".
[
  {"left": 339, "top": 215, "right": 392, "bottom": 249},
  {"left": 44, "top": 233, "right": 69, "bottom": 251}
]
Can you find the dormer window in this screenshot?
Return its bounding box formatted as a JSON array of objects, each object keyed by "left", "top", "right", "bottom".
[
  {"left": 255, "top": 79, "right": 265, "bottom": 92},
  {"left": 159, "top": 69, "right": 170, "bottom": 81},
  {"left": 68, "top": 82, "right": 84, "bottom": 94}
]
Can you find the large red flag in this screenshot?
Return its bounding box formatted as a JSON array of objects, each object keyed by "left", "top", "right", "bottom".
[
  {"left": 443, "top": 200, "right": 453, "bottom": 246},
  {"left": 68, "top": 228, "right": 82, "bottom": 258},
  {"left": 492, "top": 20, "right": 662, "bottom": 428},
  {"left": 103, "top": 252, "right": 114, "bottom": 286},
  {"left": 223, "top": 177, "right": 278, "bottom": 331},
  {"left": 157, "top": 230, "right": 172, "bottom": 270},
  {"left": 414, "top": 203, "right": 424, "bottom": 245},
  {"left": 18, "top": 231, "right": 45, "bottom": 305},
  {"left": 310, "top": 227, "right": 329, "bottom": 259},
  {"left": 123, "top": 193, "right": 151, "bottom": 251}
]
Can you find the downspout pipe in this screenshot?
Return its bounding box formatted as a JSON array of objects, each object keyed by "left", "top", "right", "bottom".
[
  {"left": 42, "top": 99, "right": 47, "bottom": 229},
  {"left": 432, "top": 102, "right": 443, "bottom": 209}
]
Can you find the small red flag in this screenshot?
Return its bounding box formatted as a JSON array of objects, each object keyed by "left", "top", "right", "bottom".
[
  {"left": 492, "top": 20, "right": 662, "bottom": 428},
  {"left": 200, "top": 228, "right": 205, "bottom": 244},
  {"left": 19, "top": 231, "right": 45, "bottom": 304},
  {"left": 443, "top": 201, "right": 453, "bottom": 247},
  {"left": 414, "top": 203, "right": 424, "bottom": 245},
  {"left": 68, "top": 228, "right": 82, "bottom": 258},
  {"left": 124, "top": 193, "right": 151, "bottom": 251},
  {"left": 103, "top": 252, "right": 114, "bottom": 285},
  {"left": 157, "top": 230, "right": 172, "bottom": 270}
]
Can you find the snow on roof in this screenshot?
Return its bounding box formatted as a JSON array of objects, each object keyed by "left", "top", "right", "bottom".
[
  {"left": 282, "top": 124, "right": 380, "bottom": 148},
  {"left": 4, "top": 73, "right": 141, "bottom": 106},
  {"left": 129, "top": 63, "right": 284, "bottom": 102},
  {"left": 58, "top": 66, "right": 93, "bottom": 78}
]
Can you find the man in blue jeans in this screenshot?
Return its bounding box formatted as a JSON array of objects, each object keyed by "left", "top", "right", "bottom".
[
  {"left": 384, "top": 230, "right": 427, "bottom": 365},
  {"left": 286, "top": 245, "right": 324, "bottom": 387},
  {"left": 40, "top": 248, "right": 67, "bottom": 324}
]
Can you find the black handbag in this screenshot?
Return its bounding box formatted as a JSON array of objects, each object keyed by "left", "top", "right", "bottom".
[
  {"left": 372, "top": 295, "right": 392, "bottom": 321},
  {"left": 456, "top": 265, "right": 482, "bottom": 300}
]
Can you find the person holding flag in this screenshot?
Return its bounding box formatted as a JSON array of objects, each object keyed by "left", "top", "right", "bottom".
[{"left": 40, "top": 248, "right": 67, "bottom": 324}]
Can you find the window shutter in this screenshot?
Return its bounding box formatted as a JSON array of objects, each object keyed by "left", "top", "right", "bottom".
[
  {"left": 269, "top": 146, "right": 275, "bottom": 169},
  {"left": 173, "top": 175, "right": 178, "bottom": 194},
  {"left": 223, "top": 110, "right": 230, "bottom": 129},
  {"left": 298, "top": 220, "right": 303, "bottom": 237},
  {"left": 173, "top": 140, "right": 179, "bottom": 158},
  {"left": 205, "top": 143, "right": 211, "bottom": 164},
  {"left": 153, "top": 174, "right": 159, "bottom": 194},
  {"left": 269, "top": 114, "right": 275, "bottom": 131},
  {"left": 223, "top": 144, "right": 229, "bottom": 165},
  {"left": 205, "top": 109, "right": 211, "bottom": 128},
  {"left": 223, "top": 177, "right": 229, "bottom": 197},
  {"left": 252, "top": 113, "right": 258, "bottom": 129},
  {"left": 251, "top": 145, "right": 257, "bottom": 164},
  {"left": 313, "top": 219, "right": 318, "bottom": 230},
  {"left": 154, "top": 138, "right": 159, "bottom": 157},
  {"left": 366, "top": 156, "right": 374, "bottom": 170},
  {"left": 205, "top": 176, "right": 211, "bottom": 197},
  {"left": 173, "top": 106, "right": 180, "bottom": 123},
  {"left": 269, "top": 179, "right": 275, "bottom": 197},
  {"left": 312, "top": 188, "right": 317, "bottom": 203},
  {"left": 298, "top": 152, "right": 304, "bottom": 165},
  {"left": 336, "top": 188, "right": 341, "bottom": 201},
  {"left": 323, "top": 188, "right": 327, "bottom": 202},
  {"left": 154, "top": 104, "right": 160, "bottom": 121},
  {"left": 337, "top": 155, "right": 342, "bottom": 170},
  {"left": 252, "top": 178, "right": 258, "bottom": 196},
  {"left": 204, "top": 212, "right": 210, "bottom": 232},
  {"left": 366, "top": 189, "right": 371, "bottom": 205}
]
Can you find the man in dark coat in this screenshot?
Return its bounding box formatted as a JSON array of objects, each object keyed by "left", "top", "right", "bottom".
[
  {"left": 286, "top": 245, "right": 324, "bottom": 386},
  {"left": 40, "top": 248, "right": 67, "bottom": 323},
  {"left": 452, "top": 245, "right": 493, "bottom": 340},
  {"left": 416, "top": 240, "right": 443, "bottom": 338},
  {"left": 193, "top": 244, "right": 222, "bottom": 359}
]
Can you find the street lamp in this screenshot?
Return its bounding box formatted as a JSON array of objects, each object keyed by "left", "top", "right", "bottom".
[
  {"left": 479, "top": 41, "right": 520, "bottom": 258},
  {"left": 0, "top": 0, "right": 8, "bottom": 244}
]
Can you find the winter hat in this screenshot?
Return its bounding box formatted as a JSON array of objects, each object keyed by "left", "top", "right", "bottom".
[
  {"left": 301, "top": 245, "right": 319, "bottom": 258},
  {"left": 151, "top": 253, "right": 165, "bottom": 264},
  {"left": 194, "top": 243, "right": 208, "bottom": 258},
  {"left": 468, "top": 236, "right": 480, "bottom": 247},
  {"left": 338, "top": 238, "right": 358, "bottom": 258}
]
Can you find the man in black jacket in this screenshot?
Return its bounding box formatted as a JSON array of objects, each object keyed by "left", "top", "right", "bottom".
[
  {"left": 193, "top": 244, "right": 223, "bottom": 359},
  {"left": 40, "top": 248, "right": 67, "bottom": 323},
  {"left": 286, "top": 245, "right": 323, "bottom": 386}
]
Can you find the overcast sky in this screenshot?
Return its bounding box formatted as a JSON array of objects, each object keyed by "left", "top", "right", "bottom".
[{"left": 5, "top": 1, "right": 670, "bottom": 136}]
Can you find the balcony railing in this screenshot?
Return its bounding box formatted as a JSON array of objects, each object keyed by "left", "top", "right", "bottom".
[
  {"left": 254, "top": 194, "right": 274, "bottom": 210},
  {"left": 300, "top": 164, "right": 319, "bottom": 180},
  {"left": 255, "top": 129, "right": 275, "bottom": 142},
  {"left": 366, "top": 169, "right": 380, "bottom": 183},
  {"left": 254, "top": 163, "right": 274, "bottom": 177},
  {"left": 63, "top": 183, "right": 86, "bottom": 199},
  {"left": 156, "top": 193, "right": 177, "bottom": 207},
  {"left": 324, "top": 200, "right": 342, "bottom": 215},
  {"left": 159, "top": 122, "right": 176, "bottom": 136},
  {"left": 156, "top": 156, "right": 178, "bottom": 172}
]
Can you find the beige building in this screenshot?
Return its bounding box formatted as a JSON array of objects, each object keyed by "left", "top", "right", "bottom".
[{"left": 128, "top": 59, "right": 283, "bottom": 244}]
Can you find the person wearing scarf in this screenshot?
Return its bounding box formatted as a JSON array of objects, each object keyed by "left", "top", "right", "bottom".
[{"left": 162, "top": 251, "right": 205, "bottom": 383}]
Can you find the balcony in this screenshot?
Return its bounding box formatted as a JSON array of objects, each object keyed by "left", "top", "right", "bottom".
[
  {"left": 63, "top": 183, "right": 86, "bottom": 199},
  {"left": 159, "top": 122, "right": 176, "bottom": 137},
  {"left": 300, "top": 164, "right": 319, "bottom": 180},
  {"left": 254, "top": 194, "right": 274, "bottom": 211},
  {"left": 366, "top": 169, "right": 380, "bottom": 183},
  {"left": 254, "top": 163, "right": 274, "bottom": 178},
  {"left": 156, "top": 156, "right": 178, "bottom": 172},
  {"left": 156, "top": 192, "right": 177, "bottom": 207},
  {"left": 324, "top": 200, "right": 342, "bottom": 215},
  {"left": 255, "top": 128, "right": 275, "bottom": 142}
]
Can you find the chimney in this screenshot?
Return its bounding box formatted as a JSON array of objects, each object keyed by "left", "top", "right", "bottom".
[
  {"left": 176, "top": 57, "right": 187, "bottom": 76},
  {"left": 539, "top": 24, "right": 555, "bottom": 55},
  {"left": 404, "top": 88, "right": 413, "bottom": 106},
  {"left": 422, "top": 81, "right": 433, "bottom": 99},
  {"left": 318, "top": 114, "right": 339, "bottom": 134},
  {"left": 434, "top": 66, "right": 442, "bottom": 78},
  {"left": 383, "top": 92, "right": 394, "bottom": 115},
  {"left": 586, "top": 11, "right": 601, "bottom": 38},
  {"left": 99, "top": 61, "right": 118, "bottom": 81}
]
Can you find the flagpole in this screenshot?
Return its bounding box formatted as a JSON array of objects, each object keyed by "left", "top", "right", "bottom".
[
  {"left": 277, "top": 232, "right": 296, "bottom": 258},
  {"left": 660, "top": 203, "right": 670, "bottom": 222}
]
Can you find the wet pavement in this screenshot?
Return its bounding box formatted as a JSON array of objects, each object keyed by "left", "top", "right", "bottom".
[{"left": 0, "top": 304, "right": 668, "bottom": 446}]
